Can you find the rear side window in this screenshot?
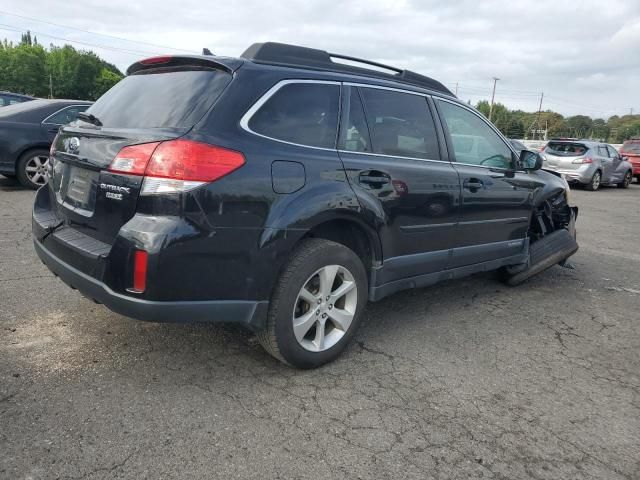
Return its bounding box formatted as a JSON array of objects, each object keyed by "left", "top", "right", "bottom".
[
  {"left": 606, "top": 146, "right": 619, "bottom": 158},
  {"left": 44, "top": 105, "right": 89, "bottom": 125},
  {"left": 359, "top": 88, "right": 440, "bottom": 159},
  {"left": 248, "top": 83, "right": 340, "bottom": 149},
  {"left": 597, "top": 146, "right": 609, "bottom": 157},
  {"left": 546, "top": 142, "right": 588, "bottom": 156},
  {"left": 86, "top": 68, "right": 231, "bottom": 128},
  {"left": 622, "top": 141, "right": 640, "bottom": 154}
]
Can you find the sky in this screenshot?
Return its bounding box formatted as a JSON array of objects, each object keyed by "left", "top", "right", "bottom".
[{"left": 1, "top": 0, "right": 638, "bottom": 118}]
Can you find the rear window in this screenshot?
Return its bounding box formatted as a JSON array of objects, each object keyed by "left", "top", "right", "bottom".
[
  {"left": 622, "top": 141, "right": 640, "bottom": 154},
  {"left": 85, "top": 68, "right": 231, "bottom": 128},
  {"left": 545, "top": 142, "right": 588, "bottom": 156},
  {"left": 248, "top": 83, "right": 340, "bottom": 149}
]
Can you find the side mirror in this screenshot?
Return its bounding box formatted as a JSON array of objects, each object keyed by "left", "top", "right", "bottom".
[{"left": 519, "top": 150, "right": 543, "bottom": 171}]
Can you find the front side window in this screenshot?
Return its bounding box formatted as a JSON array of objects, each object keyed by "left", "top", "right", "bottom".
[
  {"left": 436, "top": 100, "right": 512, "bottom": 169},
  {"left": 248, "top": 83, "right": 340, "bottom": 149},
  {"left": 44, "top": 105, "right": 89, "bottom": 125},
  {"left": 359, "top": 87, "right": 440, "bottom": 159}
]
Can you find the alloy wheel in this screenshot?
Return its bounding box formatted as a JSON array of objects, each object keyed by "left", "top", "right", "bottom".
[
  {"left": 292, "top": 265, "right": 358, "bottom": 352},
  {"left": 591, "top": 172, "right": 601, "bottom": 190},
  {"left": 24, "top": 154, "right": 49, "bottom": 186}
]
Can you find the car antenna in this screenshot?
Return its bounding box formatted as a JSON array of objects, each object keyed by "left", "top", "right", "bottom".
[{"left": 202, "top": 48, "right": 213, "bottom": 56}]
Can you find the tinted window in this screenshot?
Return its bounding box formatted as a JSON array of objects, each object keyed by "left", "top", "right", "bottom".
[
  {"left": 359, "top": 88, "right": 439, "bottom": 159},
  {"left": 622, "top": 141, "right": 640, "bottom": 154},
  {"left": 437, "top": 100, "right": 512, "bottom": 168},
  {"left": 338, "top": 88, "right": 371, "bottom": 153},
  {"left": 87, "top": 69, "right": 231, "bottom": 128},
  {"left": 249, "top": 83, "right": 340, "bottom": 149},
  {"left": 546, "top": 142, "right": 588, "bottom": 156},
  {"left": 44, "top": 105, "right": 89, "bottom": 125}
]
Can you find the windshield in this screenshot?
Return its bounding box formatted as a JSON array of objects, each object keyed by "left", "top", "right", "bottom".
[
  {"left": 622, "top": 141, "right": 640, "bottom": 154},
  {"left": 545, "top": 142, "right": 588, "bottom": 157},
  {"left": 86, "top": 68, "right": 231, "bottom": 129}
]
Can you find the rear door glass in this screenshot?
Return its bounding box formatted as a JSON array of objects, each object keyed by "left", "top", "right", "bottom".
[
  {"left": 359, "top": 87, "right": 440, "bottom": 160},
  {"left": 248, "top": 83, "right": 340, "bottom": 149},
  {"left": 86, "top": 68, "right": 231, "bottom": 128},
  {"left": 546, "top": 142, "right": 588, "bottom": 156}
]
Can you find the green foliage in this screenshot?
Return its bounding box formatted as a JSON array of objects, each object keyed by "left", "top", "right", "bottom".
[
  {"left": 0, "top": 35, "right": 123, "bottom": 100},
  {"left": 475, "top": 100, "right": 640, "bottom": 143}
]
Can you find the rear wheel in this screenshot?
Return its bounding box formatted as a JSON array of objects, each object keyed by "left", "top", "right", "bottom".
[
  {"left": 617, "top": 171, "right": 632, "bottom": 189},
  {"left": 257, "top": 238, "right": 368, "bottom": 368},
  {"left": 16, "top": 149, "right": 50, "bottom": 189},
  {"left": 585, "top": 171, "right": 601, "bottom": 191}
]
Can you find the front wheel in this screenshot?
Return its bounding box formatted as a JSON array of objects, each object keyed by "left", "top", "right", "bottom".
[
  {"left": 257, "top": 238, "right": 368, "bottom": 368},
  {"left": 585, "top": 171, "right": 601, "bottom": 191},
  {"left": 617, "top": 171, "right": 632, "bottom": 189}
]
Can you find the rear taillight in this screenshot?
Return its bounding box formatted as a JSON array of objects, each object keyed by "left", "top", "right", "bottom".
[
  {"left": 109, "top": 142, "right": 161, "bottom": 175},
  {"left": 132, "top": 250, "right": 148, "bottom": 293},
  {"left": 572, "top": 156, "right": 593, "bottom": 164},
  {"left": 107, "top": 140, "right": 245, "bottom": 194}
]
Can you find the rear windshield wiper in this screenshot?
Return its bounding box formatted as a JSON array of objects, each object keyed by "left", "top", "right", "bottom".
[{"left": 77, "top": 112, "right": 103, "bottom": 127}]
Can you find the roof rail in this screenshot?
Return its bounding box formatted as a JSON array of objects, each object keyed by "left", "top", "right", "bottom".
[{"left": 241, "top": 42, "right": 454, "bottom": 96}]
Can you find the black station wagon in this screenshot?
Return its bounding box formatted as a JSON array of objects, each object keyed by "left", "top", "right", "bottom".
[{"left": 33, "top": 43, "right": 578, "bottom": 368}]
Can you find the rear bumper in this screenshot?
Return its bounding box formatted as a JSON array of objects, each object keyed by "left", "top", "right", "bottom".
[{"left": 34, "top": 238, "right": 268, "bottom": 330}]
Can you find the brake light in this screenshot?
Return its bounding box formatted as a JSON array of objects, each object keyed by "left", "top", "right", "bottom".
[
  {"left": 140, "top": 56, "right": 172, "bottom": 65},
  {"left": 572, "top": 156, "right": 593, "bottom": 164},
  {"left": 132, "top": 250, "right": 148, "bottom": 293},
  {"left": 107, "top": 139, "right": 245, "bottom": 194},
  {"left": 109, "top": 142, "right": 160, "bottom": 175}
]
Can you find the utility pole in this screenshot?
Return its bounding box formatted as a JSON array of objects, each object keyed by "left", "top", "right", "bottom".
[
  {"left": 488, "top": 77, "right": 500, "bottom": 122},
  {"left": 631, "top": 108, "right": 634, "bottom": 116},
  {"left": 534, "top": 92, "right": 544, "bottom": 140},
  {"left": 454, "top": 82, "right": 459, "bottom": 96},
  {"left": 49, "top": 74, "right": 53, "bottom": 99}
]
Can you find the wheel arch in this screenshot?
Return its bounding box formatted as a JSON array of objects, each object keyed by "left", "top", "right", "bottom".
[{"left": 15, "top": 143, "right": 51, "bottom": 166}]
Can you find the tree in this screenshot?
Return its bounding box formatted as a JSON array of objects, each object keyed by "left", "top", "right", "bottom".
[{"left": 0, "top": 35, "right": 124, "bottom": 100}]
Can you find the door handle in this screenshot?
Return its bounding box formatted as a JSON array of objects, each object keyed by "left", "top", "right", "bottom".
[
  {"left": 359, "top": 171, "right": 390, "bottom": 187},
  {"left": 463, "top": 178, "right": 484, "bottom": 191}
]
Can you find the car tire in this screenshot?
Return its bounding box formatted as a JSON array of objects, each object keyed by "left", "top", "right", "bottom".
[
  {"left": 617, "top": 171, "right": 632, "bottom": 189},
  {"left": 257, "top": 238, "right": 368, "bottom": 368},
  {"left": 16, "top": 149, "right": 50, "bottom": 190},
  {"left": 585, "top": 171, "right": 601, "bottom": 191}
]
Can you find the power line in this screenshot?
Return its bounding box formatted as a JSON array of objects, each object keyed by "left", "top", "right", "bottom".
[
  {"left": 0, "top": 9, "right": 196, "bottom": 54},
  {"left": 0, "top": 23, "right": 159, "bottom": 57}
]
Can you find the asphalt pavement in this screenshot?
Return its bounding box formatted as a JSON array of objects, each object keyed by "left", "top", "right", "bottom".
[{"left": 1, "top": 176, "right": 639, "bottom": 479}]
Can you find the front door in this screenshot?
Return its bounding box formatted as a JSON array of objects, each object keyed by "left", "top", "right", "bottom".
[
  {"left": 337, "top": 86, "right": 459, "bottom": 282},
  {"left": 434, "top": 98, "right": 543, "bottom": 268}
]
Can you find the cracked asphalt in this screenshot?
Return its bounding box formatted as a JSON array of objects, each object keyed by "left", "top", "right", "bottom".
[{"left": 1, "top": 175, "right": 639, "bottom": 480}]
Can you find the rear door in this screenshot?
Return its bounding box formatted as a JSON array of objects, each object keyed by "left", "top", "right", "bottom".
[
  {"left": 337, "top": 85, "right": 459, "bottom": 281},
  {"left": 434, "top": 98, "right": 542, "bottom": 267},
  {"left": 597, "top": 144, "right": 614, "bottom": 181},
  {"left": 47, "top": 64, "right": 233, "bottom": 245}
]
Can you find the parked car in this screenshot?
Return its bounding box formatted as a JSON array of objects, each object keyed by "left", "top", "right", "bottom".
[
  {"left": 619, "top": 140, "right": 640, "bottom": 183},
  {"left": 0, "top": 91, "right": 35, "bottom": 107},
  {"left": 32, "top": 42, "right": 578, "bottom": 368},
  {"left": 0, "top": 99, "right": 92, "bottom": 188},
  {"left": 541, "top": 139, "right": 633, "bottom": 190}
]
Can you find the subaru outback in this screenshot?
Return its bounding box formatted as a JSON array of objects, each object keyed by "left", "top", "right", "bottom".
[{"left": 33, "top": 42, "right": 578, "bottom": 368}]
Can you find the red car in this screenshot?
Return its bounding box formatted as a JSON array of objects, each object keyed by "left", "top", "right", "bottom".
[{"left": 620, "top": 140, "right": 640, "bottom": 183}]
